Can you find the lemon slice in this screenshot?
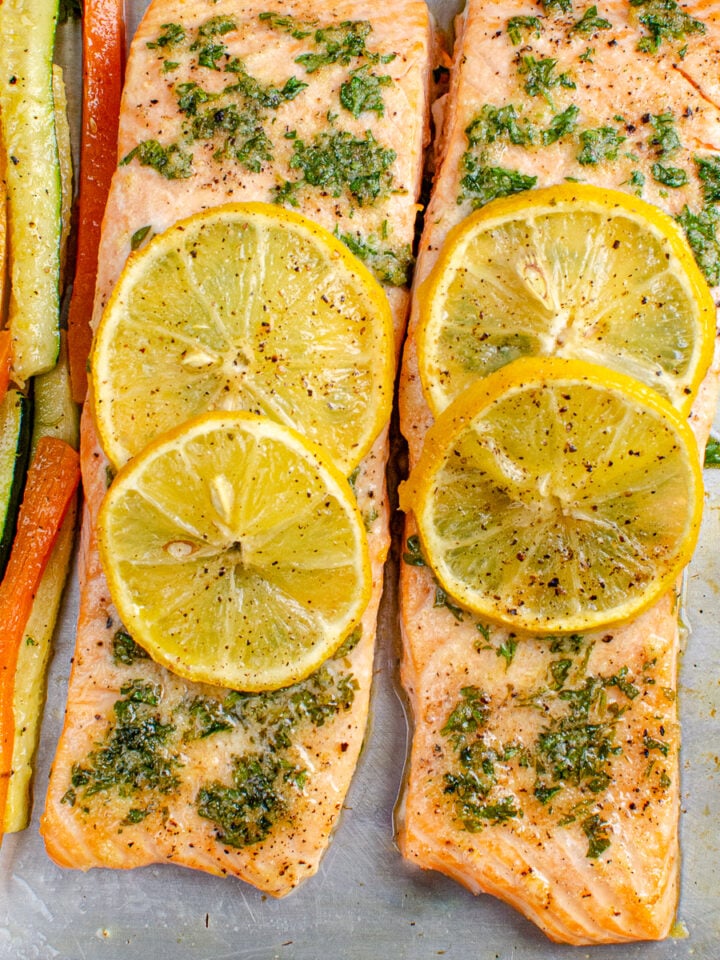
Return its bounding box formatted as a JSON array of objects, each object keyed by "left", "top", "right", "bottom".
[
  {"left": 98, "top": 411, "right": 372, "bottom": 692},
  {"left": 417, "top": 184, "right": 715, "bottom": 416},
  {"left": 400, "top": 357, "right": 703, "bottom": 634},
  {"left": 92, "top": 203, "right": 394, "bottom": 474}
]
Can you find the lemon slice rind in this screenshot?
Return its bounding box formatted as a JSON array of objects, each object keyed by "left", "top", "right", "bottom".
[
  {"left": 417, "top": 184, "right": 716, "bottom": 417},
  {"left": 98, "top": 411, "right": 372, "bottom": 692},
  {"left": 402, "top": 356, "right": 704, "bottom": 635},
  {"left": 92, "top": 202, "right": 394, "bottom": 475}
]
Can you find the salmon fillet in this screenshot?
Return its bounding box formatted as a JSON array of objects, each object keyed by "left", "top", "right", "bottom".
[
  {"left": 398, "top": 0, "right": 720, "bottom": 944},
  {"left": 40, "top": 0, "right": 431, "bottom": 896}
]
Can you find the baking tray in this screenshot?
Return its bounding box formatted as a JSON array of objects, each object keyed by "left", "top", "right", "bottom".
[{"left": 1, "top": 3, "right": 719, "bottom": 957}]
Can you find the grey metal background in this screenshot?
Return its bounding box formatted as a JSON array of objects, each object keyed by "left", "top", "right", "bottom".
[{"left": 1, "top": 3, "right": 718, "bottom": 957}]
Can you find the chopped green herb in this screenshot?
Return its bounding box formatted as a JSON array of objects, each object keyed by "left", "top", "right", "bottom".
[
  {"left": 172, "top": 65, "right": 308, "bottom": 178},
  {"left": 289, "top": 18, "right": 395, "bottom": 74},
  {"left": 446, "top": 792, "right": 522, "bottom": 831},
  {"left": 537, "top": 716, "right": 617, "bottom": 794},
  {"left": 506, "top": 15, "right": 543, "bottom": 44},
  {"left": 549, "top": 658, "right": 573, "bottom": 689},
  {"left": 121, "top": 807, "right": 150, "bottom": 825},
  {"left": 542, "top": 104, "right": 580, "bottom": 145},
  {"left": 233, "top": 130, "right": 273, "bottom": 172},
  {"left": 570, "top": 6, "right": 612, "bottom": 34},
  {"left": 183, "top": 696, "right": 235, "bottom": 740},
  {"left": 332, "top": 625, "right": 362, "bottom": 659},
  {"left": 196, "top": 15, "right": 237, "bottom": 38},
  {"left": 271, "top": 178, "right": 302, "bottom": 206},
  {"left": 648, "top": 111, "right": 681, "bottom": 157},
  {"left": 175, "top": 81, "right": 215, "bottom": 115},
  {"left": 289, "top": 129, "right": 397, "bottom": 206},
  {"left": 695, "top": 155, "right": 720, "bottom": 204},
  {"left": 347, "top": 465, "right": 360, "bottom": 493},
  {"left": 534, "top": 784, "right": 562, "bottom": 804},
  {"left": 497, "top": 636, "right": 518, "bottom": 669},
  {"left": 460, "top": 159, "right": 537, "bottom": 208},
  {"left": 297, "top": 20, "right": 373, "bottom": 72},
  {"left": 576, "top": 126, "right": 626, "bottom": 165},
  {"left": 643, "top": 731, "right": 670, "bottom": 756},
  {"left": 630, "top": 0, "right": 706, "bottom": 53},
  {"left": 224, "top": 66, "right": 308, "bottom": 109},
  {"left": 629, "top": 169, "right": 646, "bottom": 194},
  {"left": 183, "top": 665, "right": 357, "bottom": 753},
  {"left": 130, "top": 225, "right": 152, "bottom": 251},
  {"left": 69, "top": 681, "right": 181, "bottom": 799},
  {"left": 195, "top": 41, "right": 228, "bottom": 70},
  {"left": 185, "top": 17, "right": 237, "bottom": 70},
  {"left": 676, "top": 204, "right": 720, "bottom": 285},
  {"left": 339, "top": 65, "right": 392, "bottom": 118},
  {"left": 258, "top": 11, "right": 316, "bottom": 40},
  {"left": 548, "top": 633, "right": 587, "bottom": 655},
  {"left": 334, "top": 228, "right": 414, "bottom": 286},
  {"left": 434, "top": 584, "right": 465, "bottom": 621},
  {"left": 578, "top": 46, "right": 595, "bottom": 61},
  {"left": 363, "top": 507, "right": 379, "bottom": 529},
  {"left": 533, "top": 671, "right": 639, "bottom": 802},
  {"left": 518, "top": 55, "right": 576, "bottom": 103},
  {"left": 441, "top": 689, "right": 522, "bottom": 831},
  {"left": 605, "top": 666, "right": 640, "bottom": 701},
  {"left": 112, "top": 629, "right": 150, "bottom": 666},
  {"left": 197, "top": 751, "right": 305, "bottom": 847},
  {"left": 66, "top": 652, "right": 357, "bottom": 832},
  {"left": 441, "top": 687, "right": 490, "bottom": 745},
  {"left": 543, "top": 0, "right": 574, "bottom": 13},
  {"left": 189, "top": 102, "right": 247, "bottom": 139},
  {"left": 651, "top": 162, "right": 688, "bottom": 187},
  {"left": 147, "top": 22, "right": 186, "bottom": 50},
  {"left": 466, "top": 104, "right": 536, "bottom": 148},
  {"left": 120, "top": 140, "right": 193, "bottom": 180},
  {"left": 704, "top": 436, "right": 720, "bottom": 466},
  {"left": 582, "top": 813, "right": 611, "bottom": 857},
  {"left": 245, "top": 669, "right": 355, "bottom": 748}
]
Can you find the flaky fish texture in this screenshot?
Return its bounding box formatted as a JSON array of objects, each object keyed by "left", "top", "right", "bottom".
[
  {"left": 41, "top": 0, "right": 431, "bottom": 896},
  {"left": 397, "top": 0, "right": 720, "bottom": 944}
]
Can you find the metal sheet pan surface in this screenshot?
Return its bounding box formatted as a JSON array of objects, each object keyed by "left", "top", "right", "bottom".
[{"left": 1, "top": 3, "right": 719, "bottom": 957}]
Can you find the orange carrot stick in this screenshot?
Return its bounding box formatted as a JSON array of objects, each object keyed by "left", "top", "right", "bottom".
[
  {"left": 67, "top": 0, "right": 125, "bottom": 403},
  {"left": 0, "top": 332, "right": 12, "bottom": 405},
  {"left": 0, "top": 436, "right": 80, "bottom": 840}
]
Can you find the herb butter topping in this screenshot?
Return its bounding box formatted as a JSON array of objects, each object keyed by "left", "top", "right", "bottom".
[
  {"left": 62, "top": 627, "right": 359, "bottom": 846},
  {"left": 121, "top": 11, "right": 412, "bottom": 286},
  {"left": 452, "top": 0, "right": 720, "bottom": 285}
]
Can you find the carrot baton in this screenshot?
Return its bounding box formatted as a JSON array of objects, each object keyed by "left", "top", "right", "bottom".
[
  {"left": 0, "top": 436, "right": 80, "bottom": 844},
  {"left": 0, "top": 332, "right": 13, "bottom": 407},
  {"left": 67, "top": 0, "right": 125, "bottom": 403}
]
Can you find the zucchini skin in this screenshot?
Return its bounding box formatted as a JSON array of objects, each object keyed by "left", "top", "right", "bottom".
[
  {"left": 0, "top": 0, "right": 62, "bottom": 383},
  {"left": 1, "top": 41, "right": 75, "bottom": 832},
  {"left": 0, "top": 389, "right": 32, "bottom": 579},
  {"left": 3, "top": 347, "right": 79, "bottom": 835}
]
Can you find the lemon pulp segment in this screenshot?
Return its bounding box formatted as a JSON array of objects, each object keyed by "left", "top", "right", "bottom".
[
  {"left": 92, "top": 202, "right": 394, "bottom": 474},
  {"left": 402, "top": 357, "right": 703, "bottom": 634},
  {"left": 417, "top": 184, "right": 715, "bottom": 416},
  {"left": 98, "top": 412, "right": 372, "bottom": 692}
]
